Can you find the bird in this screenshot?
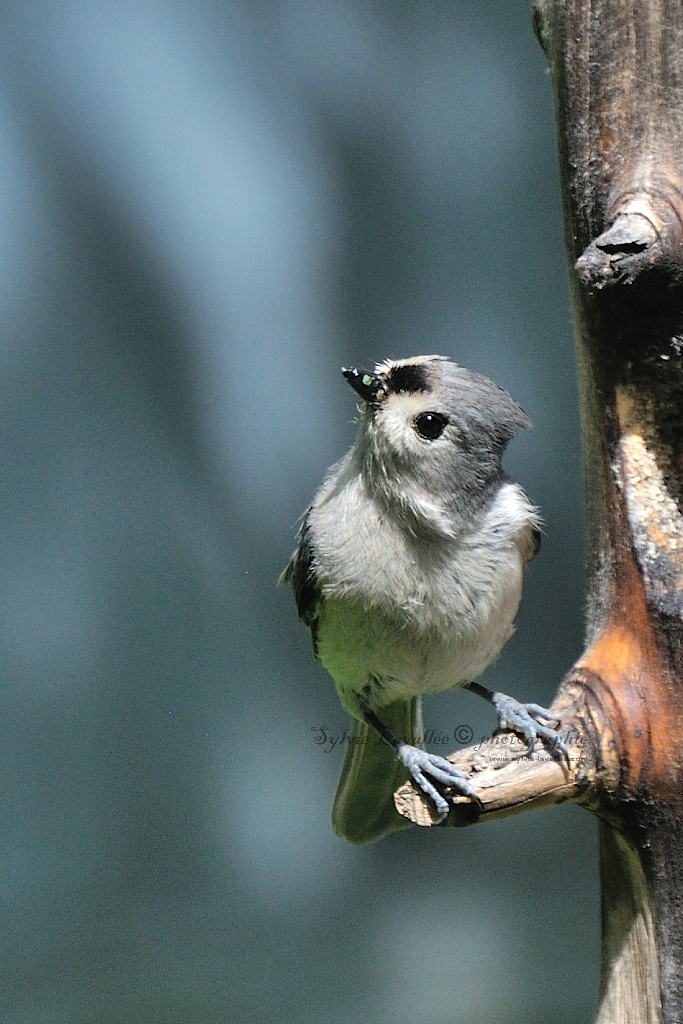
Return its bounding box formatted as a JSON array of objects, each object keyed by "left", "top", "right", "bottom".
[{"left": 281, "top": 354, "right": 565, "bottom": 844}]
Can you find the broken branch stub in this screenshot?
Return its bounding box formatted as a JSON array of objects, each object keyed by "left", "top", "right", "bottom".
[{"left": 394, "top": 676, "right": 621, "bottom": 828}]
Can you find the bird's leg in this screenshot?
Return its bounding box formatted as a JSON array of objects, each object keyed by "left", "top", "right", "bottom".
[
  {"left": 359, "top": 699, "right": 481, "bottom": 822},
  {"left": 466, "top": 681, "right": 569, "bottom": 760}
]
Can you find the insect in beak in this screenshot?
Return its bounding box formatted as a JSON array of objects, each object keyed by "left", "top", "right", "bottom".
[{"left": 342, "top": 367, "right": 386, "bottom": 405}]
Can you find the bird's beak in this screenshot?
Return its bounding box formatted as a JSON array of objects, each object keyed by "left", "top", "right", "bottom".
[{"left": 342, "top": 367, "right": 386, "bottom": 405}]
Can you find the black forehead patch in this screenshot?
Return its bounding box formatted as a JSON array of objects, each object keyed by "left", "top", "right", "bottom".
[{"left": 386, "top": 363, "right": 431, "bottom": 395}]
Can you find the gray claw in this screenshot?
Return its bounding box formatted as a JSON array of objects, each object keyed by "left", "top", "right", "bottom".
[
  {"left": 397, "top": 743, "right": 479, "bottom": 821},
  {"left": 522, "top": 702, "right": 559, "bottom": 722},
  {"left": 491, "top": 692, "right": 569, "bottom": 762},
  {"left": 409, "top": 769, "right": 450, "bottom": 821}
]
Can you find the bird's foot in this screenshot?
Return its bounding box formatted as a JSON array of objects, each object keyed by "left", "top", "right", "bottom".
[
  {"left": 491, "top": 692, "right": 568, "bottom": 761},
  {"left": 396, "top": 743, "right": 479, "bottom": 823}
]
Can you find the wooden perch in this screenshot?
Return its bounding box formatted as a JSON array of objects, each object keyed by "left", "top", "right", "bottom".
[
  {"left": 394, "top": 0, "right": 683, "bottom": 1020},
  {"left": 394, "top": 676, "right": 620, "bottom": 827}
]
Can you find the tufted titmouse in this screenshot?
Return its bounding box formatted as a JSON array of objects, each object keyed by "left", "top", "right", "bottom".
[{"left": 282, "top": 355, "right": 565, "bottom": 844}]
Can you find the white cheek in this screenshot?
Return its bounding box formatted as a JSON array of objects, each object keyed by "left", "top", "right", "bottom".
[
  {"left": 379, "top": 409, "right": 422, "bottom": 453},
  {"left": 375, "top": 396, "right": 432, "bottom": 450},
  {"left": 375, "top": 403, "right": 458, "bottom": 457}
]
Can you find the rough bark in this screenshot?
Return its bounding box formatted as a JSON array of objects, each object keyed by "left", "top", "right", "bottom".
[{"left": 395, "top": 1, "right": 683, "bottom": 1020}]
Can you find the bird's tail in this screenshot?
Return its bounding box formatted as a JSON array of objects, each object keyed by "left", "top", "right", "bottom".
[{"left": 332, "top": 698, "right": 422, "bottom": 845}]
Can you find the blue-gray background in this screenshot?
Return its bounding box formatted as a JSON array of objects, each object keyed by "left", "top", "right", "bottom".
[{"left": 0, "top": 2, "right": 595, "bottom": 1022}]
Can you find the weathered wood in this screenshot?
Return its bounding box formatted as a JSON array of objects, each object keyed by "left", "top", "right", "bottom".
[
  {"left": 394, "top": 676, "right": 619, "bottom": 825},
  {"left": 597, "top": 823, "right": 660, "bottom": 1024},
  {"left": 394, "top": 1, "right": 683, "bottom": 1020},
  {"left": 541, "top": 0, "right": 683, "bottom": 1015}
]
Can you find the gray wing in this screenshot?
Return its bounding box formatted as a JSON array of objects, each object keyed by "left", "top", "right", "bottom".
[
  {"left": 523, "top": 523, "right": 541, "bottom": 565},
  {"left": 525, "top": 524, "right": 541, "bottom": 564},
  {"left": 281, "top": 511, "right": 322, "bottom": 650}
]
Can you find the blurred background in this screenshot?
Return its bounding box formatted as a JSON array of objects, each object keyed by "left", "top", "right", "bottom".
[{"left": 0, "top": 1, "right": 595, "bottom": 1022}]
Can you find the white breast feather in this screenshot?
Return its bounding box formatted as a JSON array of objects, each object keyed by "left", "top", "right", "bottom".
[{"left": 309, "top": 478, "right": 538, "bottom": 716}]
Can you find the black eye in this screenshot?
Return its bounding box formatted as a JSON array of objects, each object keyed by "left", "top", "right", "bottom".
[{"left": 414, "top": 412, "right": 448, "bottom": 440}]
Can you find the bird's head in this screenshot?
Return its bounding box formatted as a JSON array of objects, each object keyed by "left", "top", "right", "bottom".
[{"left": 342, "top": 354, "right": 531, "bottom": 536}]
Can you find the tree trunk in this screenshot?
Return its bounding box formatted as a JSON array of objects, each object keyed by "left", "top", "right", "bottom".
[
  {"left": 544, "top": 0, "right": 683, "bottom": 1016},
  {"left": 396, "top": 1, "right": 683, "bottom": 1019}
]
